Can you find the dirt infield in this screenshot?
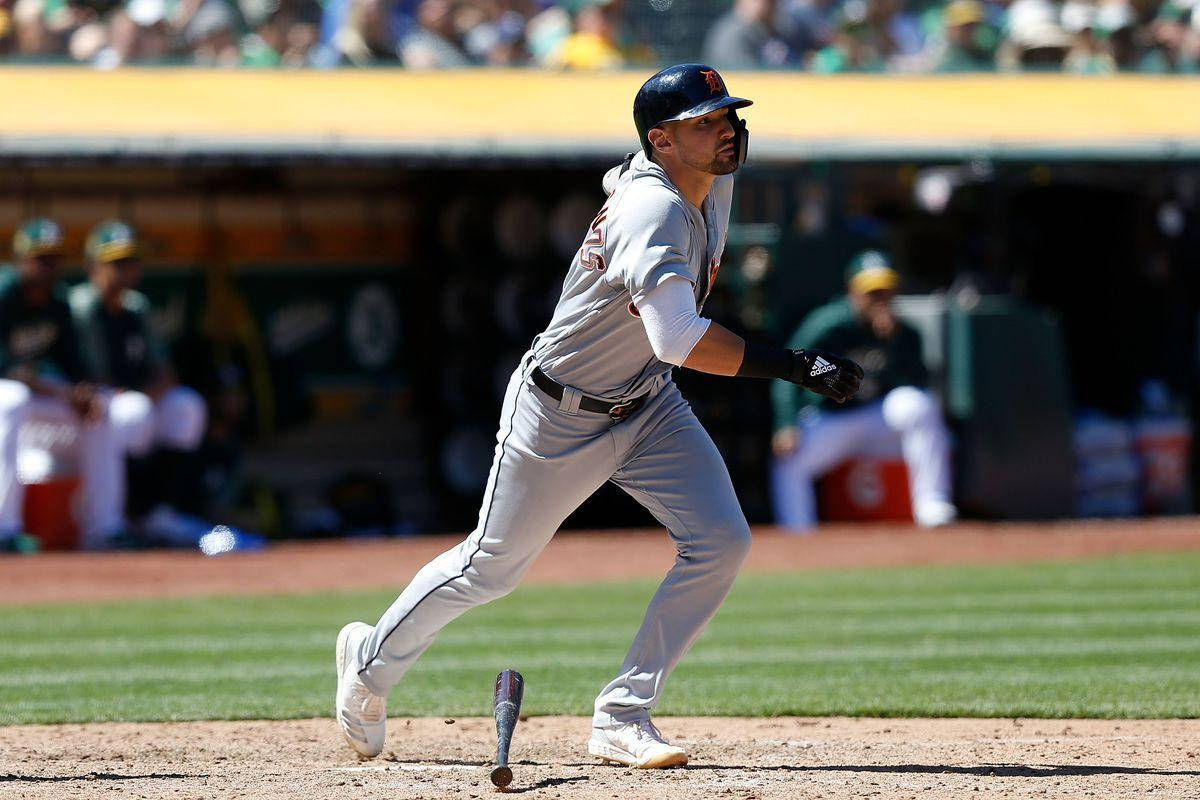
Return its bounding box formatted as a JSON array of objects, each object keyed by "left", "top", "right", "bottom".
[
  {"left": 3, "top": 519, "right": 1200, "bottom": 799},
  {"left": 3, "top": 517, "right": 1200, "bottom": 606},
  {"left": 2, "top": 716, "right": 1197, "bottom": 799}
]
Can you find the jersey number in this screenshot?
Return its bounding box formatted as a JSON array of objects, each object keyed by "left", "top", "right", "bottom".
[{"left": 580, "top": 205, "right": 608, "bottom": 272}]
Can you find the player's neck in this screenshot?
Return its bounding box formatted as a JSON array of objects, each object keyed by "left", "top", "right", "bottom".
[
  {"left": 657, "top": 158, "right": 715, "bottom": 210},
  {"left": 97, "top": 285, "right": 123, "bottom": 315}
]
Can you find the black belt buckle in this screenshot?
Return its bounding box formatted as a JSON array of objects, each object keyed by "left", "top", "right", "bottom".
[{"left": 607, "top": 400, "right": 637, "bottom": 421}]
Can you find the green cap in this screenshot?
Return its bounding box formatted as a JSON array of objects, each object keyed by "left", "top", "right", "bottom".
[
  {"left": 845, "top": 250, "right": 900, "bottom": 293},
  {"left": 12, "top": 217, "right": 65, "bottom": 259},
  {"left": 85, "top": 219, "right": 140, "bottom": 263}
]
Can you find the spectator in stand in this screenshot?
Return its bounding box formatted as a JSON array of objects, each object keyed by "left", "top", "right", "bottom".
[
  {"left": 69, "top": 220, "right": 212, "bottom": 546},
  {"left": 1062, "top": 0, "right": 1117, "bottom": 73},
  {"left": 0, "top": 0, "right": 12, "bottom": 55},
  {"left": 332, "top": 0, "right": 400, "bottom": 64},
  {"left": 43, "top": 0, "right": 114, "bottom": 56},
  {"left": 0, "top": 218, "right": 134, "bottom": 553},
  {"left": 461, "top": 0, "right": 528, "bottom": 65},
  {"left": 703, "top": 0, "right": 794, "bottom": 70},
  {"left": 400, "top": 0, "right": 469, "bottom": 67},
  {"left": 931, "top": 0, "right": 996, "bottom": 71},
  {"left": 239, "top": 0, "right": 321, "bottom": 66},
  {"left": 997, "top": 0, "right": 1071, "bottom": 69},
  {"left": 1187, "top": 4, "right": 1200, "bottom": 68},
  {"left": 1098, "top": 1, "right": 1142, "bottom": 69},
  {"left": 524, "top": 1, "right": 568, "bottom": 63},
  {"left": 546, "top": 0, "right": 622, "bottom": 69},
  {"left": 89, "top": 0, "right": 172, "bottom": 67},
  {"left": 1137, "top": 0, "right": 1197, "bottom": 71},
  {"left": 184, "top": 0, "right": 241, "bottom": 65},
  {"left": 14, "top": 0, "right": 53, "bottom": 55},
  {"left": 770, "top": 251, "right": 957, "bottom": 532},
  {"left": 775, "top": 0, "right": 835, "bottom": 63},
  {"left": 872, "top": 0, "right": 926, "bottom": 67},
  {"left": 809, "top": 0, "right": 887, "bottom": 71}
]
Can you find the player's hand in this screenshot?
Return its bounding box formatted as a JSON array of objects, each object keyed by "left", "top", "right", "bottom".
[
  {"left": 789, "top": 349, "right": 863, "bottom": 404},
  {"left": 771, "top": 427, "right": 799, "bottom": 457},
  {"left": 69, "top": 383, "right": 104, "bottom": 423}
]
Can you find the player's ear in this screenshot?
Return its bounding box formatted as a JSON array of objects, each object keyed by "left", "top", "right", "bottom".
[{"left": 647, "top": 126, "right": 671, "bottom": 157}]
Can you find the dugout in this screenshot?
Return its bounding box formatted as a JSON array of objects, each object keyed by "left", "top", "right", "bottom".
[{"left": 1, "top": 70, "right": 1197, "bottom": 533}]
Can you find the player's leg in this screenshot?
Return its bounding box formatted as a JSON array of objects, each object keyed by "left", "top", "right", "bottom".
[
  {"left": 880, "top": 386, "right": 956, "bottom": 527},
  {"left": 769, "top": 405, "right": 880, "bottom": 531},
  {"left": 152, "top": 386, "right": 207, "bottom": 451},
  {"left": 589, "top": 383, "right": 748, "bottom": 765},
  {"left": 139, "top": 386, "right": 210, "bottom": 532},
  {"left": 108, "top": 390, "right": 156, "bottom": 457},
  {"left": 0, "top": 379, "right": 33, "bottom": 542},
  {"left": 73, "top": 395, "right": 130, "bottom": 549},
  {"left": 337, "top": 363, "right": 620, "bottom": 756}
]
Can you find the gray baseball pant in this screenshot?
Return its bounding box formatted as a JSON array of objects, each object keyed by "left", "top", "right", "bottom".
[{"left": 350, "top": 354, "right": 751, "bottom": 727}]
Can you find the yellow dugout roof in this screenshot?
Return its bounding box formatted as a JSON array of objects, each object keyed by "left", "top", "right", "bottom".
[{"left": 3, "top": 68, "right": 1199, "bottom": 161}]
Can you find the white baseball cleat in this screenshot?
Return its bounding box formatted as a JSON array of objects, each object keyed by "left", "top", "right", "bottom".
[
  {"left": 915, "top": 499, "right": 959, "bottom": 528},
  {"left": 335, "top": 621, "right": 387, "bottom": 759},
  {"left": 587, "top": 719, "right": 689, "bottom": 768}
]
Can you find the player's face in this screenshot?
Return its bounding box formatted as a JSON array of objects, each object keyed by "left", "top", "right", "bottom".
[
  {"left": 93, "top": 257, "right": 140, "bottom": 298},
  {"left": 19, "top": 254, "right": 60, "bottom": 288},
  {"left": 665, "top": 108, "right": 739, "bottom": 176},
  {"left": 111, "top": 257, "right": 141, "bottom": 290},
  {"left": 851, "top": 287, "right": 898, "bottom": 337}
]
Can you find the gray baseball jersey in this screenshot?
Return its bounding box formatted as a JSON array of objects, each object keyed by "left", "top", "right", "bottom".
[{"left": 533, "top": 152, "right": 734, "bottom": 400}]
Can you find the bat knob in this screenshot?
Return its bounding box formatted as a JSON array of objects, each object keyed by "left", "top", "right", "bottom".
[{"left": 490, "top": 765, "right": 513, "bottom": 788}]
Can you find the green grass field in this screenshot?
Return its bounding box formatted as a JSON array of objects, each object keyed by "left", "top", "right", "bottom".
[{"left": 2, "top": 551, "right": 1198, "bottom": 725}]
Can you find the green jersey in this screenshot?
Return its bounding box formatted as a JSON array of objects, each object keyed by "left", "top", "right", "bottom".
[
  {"left": 0, "top": 267, "right": 83, "bottom": 383},
  {"left": 68, "top": 283, "right": 167, "bottom": 390},
  {"left": 772, "top": 296, "right": 928, "bottom": 430}
]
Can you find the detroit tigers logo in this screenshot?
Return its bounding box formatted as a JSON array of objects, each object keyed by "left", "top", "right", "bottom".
[{"left": 700, "top": 69, "right": 723, "bottom": 94}]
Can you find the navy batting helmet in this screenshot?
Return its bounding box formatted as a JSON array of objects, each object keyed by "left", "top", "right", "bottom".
[{"left": 633, "top": 63, "right": 753, "bottom": 164}]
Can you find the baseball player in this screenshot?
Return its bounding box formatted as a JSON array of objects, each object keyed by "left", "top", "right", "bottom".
[
  {"left": 69, "top": 220, "right": 209, "bottom": 543},
  {"left": 0, "top": 218, "right": 132, "bottom": 552},
  {"left": 335, "top": 64, "right": 863, "bottom": 768},
  {"left": 770, "top": 250, "right": 957, "bottom": 530}
]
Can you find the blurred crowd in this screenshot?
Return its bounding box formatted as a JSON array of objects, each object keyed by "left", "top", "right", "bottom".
[{"left": 0, "top": 0, "right": 1196, "bottom": 72}]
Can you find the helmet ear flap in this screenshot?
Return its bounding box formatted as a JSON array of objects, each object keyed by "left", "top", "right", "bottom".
[{"left": 730, "top": 110, "right": 750, "bottom": 166}]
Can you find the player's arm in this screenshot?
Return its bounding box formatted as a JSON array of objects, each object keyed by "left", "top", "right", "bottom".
[
  {"left": 681, "top": 322, "right": 743, "bottom": 375},
  {"left": 768, "top": 317, "right": 829, "bottom": 454},
  {"left": 135, "top": 293, "right": 177, "bottom": 401}
]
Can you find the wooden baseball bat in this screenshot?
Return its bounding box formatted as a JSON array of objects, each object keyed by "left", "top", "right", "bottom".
[{"left": 490, "top": 669, "right": 524, "bottom": 789}]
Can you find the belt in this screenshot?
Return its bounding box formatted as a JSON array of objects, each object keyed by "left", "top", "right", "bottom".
[{"left": 531, "top": 366, "right": 649, "bottom": 421}]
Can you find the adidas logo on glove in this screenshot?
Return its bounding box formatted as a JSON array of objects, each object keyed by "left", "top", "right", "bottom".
[{"left": 810, "top": 357, "right": 836, "bottom": 377}]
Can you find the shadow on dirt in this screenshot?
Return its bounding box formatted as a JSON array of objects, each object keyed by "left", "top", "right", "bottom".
[
  {"left": 505, "top": 775, "right": 590, "bottom": 793},
  {"left": 1, "top": 772, "right": 206, "bottom": 782},
  {"left": 381, "top": 757, "right": 489, "bottom": 767},
  {"left": 680, "top": 763, "right": 1200, "bottom": 777}
]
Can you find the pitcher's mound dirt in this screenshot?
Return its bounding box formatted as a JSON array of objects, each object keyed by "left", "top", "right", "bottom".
[{"left": 2, "top": 716, "right": 1197, "bottom": 800}]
